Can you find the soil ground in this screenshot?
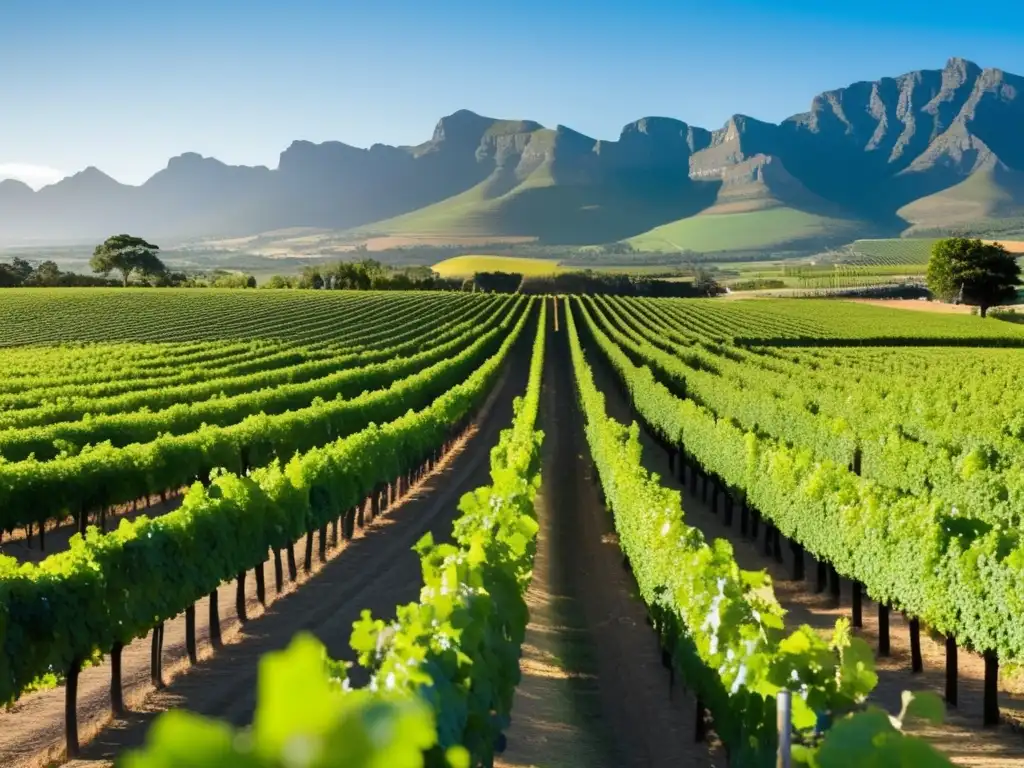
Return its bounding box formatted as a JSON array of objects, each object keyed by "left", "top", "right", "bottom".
[
  {"left": 581, "top": 326, "right": 1024, "bottom": 767},
  {"left": 846, "top": 299, "right": 975, "bottom": 314},
  {"left": 497, "top": 311, "right": 721, "bottom": 768}
]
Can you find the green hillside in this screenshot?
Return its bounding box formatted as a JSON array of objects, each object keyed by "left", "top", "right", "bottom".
[
  {"left": 899, "top": 166, "right": 1024, "bottom": 232},
  {"left": 363, "top": 173, "right": 707, "bottom": 245},
  {"left": 369, "top": 165, "right": 556, "bottom": 236},
  {"left": 627, "top": 208, "right": 862, "bottom": 253}
]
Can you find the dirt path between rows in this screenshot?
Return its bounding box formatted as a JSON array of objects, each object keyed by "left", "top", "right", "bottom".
[
  {"left": 497, "top": 309, "right": 720, "bottom": 768},
  {"left": 1, "top": 329, "right": 532, "bottom": 768},
  {"left": 583, "top": 331, "right": 1024, "bottom": 768}
]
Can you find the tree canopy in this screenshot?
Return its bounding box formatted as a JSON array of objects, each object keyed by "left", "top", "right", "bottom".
[
  {"left": 926, "top": 237, "right": 1020, "bottom": 317},
  {"left": 90, "top": 235, "right": 166, "bottom": 287}
]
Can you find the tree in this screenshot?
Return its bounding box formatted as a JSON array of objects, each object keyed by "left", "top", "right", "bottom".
[
  {"left": 262, "top": 275, "right": 294, "bottom": 289},
  {"left": 90, "top": 234, "right": 165, "bottom": 287},
  {"left": 298, "top": 266, "right": 324, "bottom": 290},
  {"left": 694, "top": 268, "right": 725, "bottom": 297},
  {"left": 26, "top": 260, "right": 63, "bottom": 286},
  {"left": 926, "top": 237, "right": 1021, "bottom": 317},
  {"left": 473, "top": 271, "right": 523, "bottom": 294},
  {"left": 0, "top": 257, "right": 35, "bottom": 286}
]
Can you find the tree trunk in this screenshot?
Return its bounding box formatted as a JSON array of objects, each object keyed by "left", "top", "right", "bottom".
[
  {"left": 910, "top": 617, "right": 922, "bottom": 672},
  {"left": 984, "top": 651, "right": 999, "bottom": 726},
  {"left": 287, "top": 542, "right": 297, "bottom": 580},
  {"left": 185, "top": 605, "right": 197, "bottom": 664},
  {"left": 66, "top": 658, "right": 82, "bottom": 758},
  {"left": 790, "top": 540, "right": 804, "bottom": 581},
  {"left": 946, "top": 636, "right": 958, "bottom": 706},
  {"left": 236, "top": 571, "right": 247, "bottom": 622},
  {"left": 829, "top": 564, "right": 841, "bottom": 606},
  {"left": 304, "top": 531, "right": 314, "bottom": 573},
  {"left": 151, "top": 623, "right": 165, "bottom": 688},
  {"left": 209, "top": 591, "right": 222, "bottom": 650},
  {"left": 878, "top": 603, "right": 890, "bottom": 656},
  {"left": 255, "top": 563, "right": 266, "bottom": 606},
  {"left": 110, "top": 643, "right": 125, "bottom": 716}
]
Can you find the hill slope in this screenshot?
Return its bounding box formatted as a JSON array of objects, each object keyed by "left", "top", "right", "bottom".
[
  {"left": 627, "top": 208, "right": 863, "bottom": 253},
  {"left": 899, "top": 163, "right": 1024, "bottom": 231}
]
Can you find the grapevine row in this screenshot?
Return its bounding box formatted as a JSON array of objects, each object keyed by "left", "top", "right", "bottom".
[
  {"left": 594, "top": 295, "right": 1024, "bottom": 530},
  {"left": 0, "top": 297, "right": 535, "bottom": 716},
  {"left": 62, "top": 300, "right": 545, "bottom": 767},
  {"left": 0, "top": 288, "right": 456, "bottom": 346},
  {"left": 0, "top": 297, "right": 526, "bottom": 534},
  {"left": 573, "top": 296, "right": 1024, "bottom": 667},
  {"left": 0, "top": 296, "right": 506, "bottom": 456},
  {"left": 0, "top": 292, "right": 486, "bottom": 411},
  {"left": 566, "top": 299, "right": 953, "bottom": 767}
]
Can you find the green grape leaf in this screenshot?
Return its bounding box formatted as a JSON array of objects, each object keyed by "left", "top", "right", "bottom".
[
  {"left": 814, "top": 708, "right": 894, "bottom": 767},
  {"left": 253, "top": 633, "right": 338, "bottom": 762},
  {"left": 790, "top": 694, "right": 819, "bottom": 731},
  {"left": 900, "top": 690, "right": 945, "bottom": 726},
  {"left": 120, "top": 710, "right": 250, "bottom": 768}
]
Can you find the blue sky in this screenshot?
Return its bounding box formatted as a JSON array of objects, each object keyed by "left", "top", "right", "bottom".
[{"left": 2, "top": 0, "right": 1023, "bottom": 188}]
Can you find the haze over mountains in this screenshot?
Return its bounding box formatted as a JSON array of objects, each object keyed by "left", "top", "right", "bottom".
[{"left": 3, "top": 57, "right": 1023, "bottom": 252}]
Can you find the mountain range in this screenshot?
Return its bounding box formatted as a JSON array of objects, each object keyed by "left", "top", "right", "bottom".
[{"left": 2, "top": 57, "right": 1023, "bottom": 253}]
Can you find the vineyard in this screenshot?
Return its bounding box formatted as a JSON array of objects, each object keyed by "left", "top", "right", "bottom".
[
  {"left": 839, "top": 239, "right": 937, "bottom": 266},
  {"left": 0, "top": 289, "right": 1021, "bottom": 767}
]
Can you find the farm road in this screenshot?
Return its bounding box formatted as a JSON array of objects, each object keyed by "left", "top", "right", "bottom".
[{"left": 498, "top": 305, "right": 720, "bottom": 768}]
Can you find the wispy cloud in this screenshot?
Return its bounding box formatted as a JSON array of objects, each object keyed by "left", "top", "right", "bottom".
[{"left": 0, "top": 163, "right": 66, "bottom": 189}]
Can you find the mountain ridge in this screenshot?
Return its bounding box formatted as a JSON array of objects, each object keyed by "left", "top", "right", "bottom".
[{"left": 2, "top": 56, "right": 1023, "bottom": 251}]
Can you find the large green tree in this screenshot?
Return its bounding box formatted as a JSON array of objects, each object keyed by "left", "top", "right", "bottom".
[
  {"left": 926, "top": 237, "right": 1020, "bottom": 317},
  {"left": 90, "top": 234, "right": 165, "bottom": 287}
]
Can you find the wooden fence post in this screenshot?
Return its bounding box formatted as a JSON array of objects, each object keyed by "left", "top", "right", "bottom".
[{"left": 776, "top": 690, "right": 792, "bottom": 768}]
